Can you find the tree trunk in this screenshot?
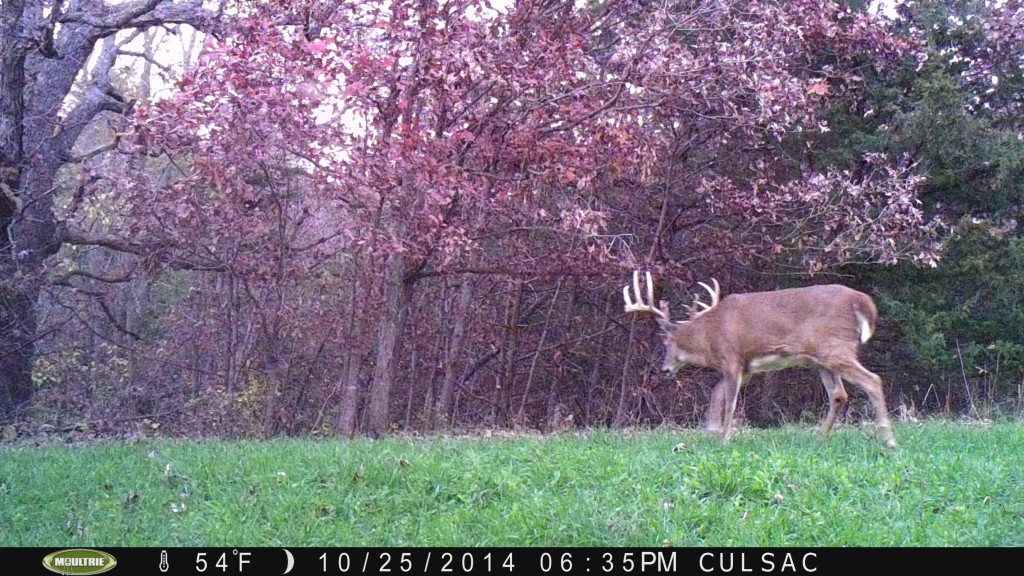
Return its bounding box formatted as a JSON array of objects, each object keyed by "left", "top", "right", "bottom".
[
  {"left": 0, "top": 282, "right": 36, "bottom": 415},
  {"left": 0, "top": 152, "right": 59, "bottom": 418},
  {"left": 261, "top": 356, "right": 286, "bottom": 438},
  {"left": 433, "top": 278, "right": 474, "bottom": 429},
  {"left": 365, "top": 253, "right": 410, "bottom": 437},
  {"left": 0, "top": 0, "right": 31, "bottom": 416},
  {"left": 519, "top": 279, "right": 562, "bottom": 419},
  {"left": 338, "top": 348, "right": 363, "bottom": 437},
  {"left": 584, "top": 295, "right": 615, "bottom": 425},
  {"left": 404, "top": 348, "right": 417, "bottom": 429},
  {"left": 494, "top": 280, "right": 523, "bottom": 426},
  {"left": 615, "top": 317, "right": 639, "bottom": 427},
  {"left": 337, "top": 262, "right": 365, "bottom": 437}
]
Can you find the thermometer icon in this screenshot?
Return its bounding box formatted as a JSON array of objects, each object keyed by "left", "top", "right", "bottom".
[{"left": 159, "top": 550, "right": 169, "bottom": 572}]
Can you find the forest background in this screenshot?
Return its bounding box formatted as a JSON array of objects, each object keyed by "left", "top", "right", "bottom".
[{"left": 1, "top": 0, "right": 1022, "bottom": 442}]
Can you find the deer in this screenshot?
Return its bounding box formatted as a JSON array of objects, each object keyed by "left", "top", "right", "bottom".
[{"left": 623, "top": 271, "right": 897, "bottom": 448}]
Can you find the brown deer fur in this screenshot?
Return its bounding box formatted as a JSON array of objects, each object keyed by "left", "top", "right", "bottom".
[{"left": 624, "top": 273, "right": 897, "bottom": 448}]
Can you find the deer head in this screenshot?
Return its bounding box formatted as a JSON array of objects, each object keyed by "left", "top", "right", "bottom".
[{"left": 623, "top": 271, "right": 722, "bottom": 375}]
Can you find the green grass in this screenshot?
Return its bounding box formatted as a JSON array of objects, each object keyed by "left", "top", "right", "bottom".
[{"left": 1, "top": 421, "right": 1021, "bottom": 546}]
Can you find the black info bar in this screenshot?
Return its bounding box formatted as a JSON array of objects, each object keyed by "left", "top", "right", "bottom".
[{"left": 14, "top": 546, "right": 1004, "bottom": 576}]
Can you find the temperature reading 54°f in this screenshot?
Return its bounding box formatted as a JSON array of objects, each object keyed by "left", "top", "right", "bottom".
[{"left": 196, "top": 550, "right": 252, "bottom": 572}]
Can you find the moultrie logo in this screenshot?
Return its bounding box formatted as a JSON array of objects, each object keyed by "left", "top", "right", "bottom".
[{"left": 42, "top": 549, "right": 118, "bottom": 575}]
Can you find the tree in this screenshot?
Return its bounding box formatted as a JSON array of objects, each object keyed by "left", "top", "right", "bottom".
[
  {"left": 0, "top": 0, "right": 233, "bottom": 415},
  {"left": 4, "top": 0, "right": 946, "bottom": 434},
  {"left": 820, "top": 0, "right": 1024, "bottom": 414}
]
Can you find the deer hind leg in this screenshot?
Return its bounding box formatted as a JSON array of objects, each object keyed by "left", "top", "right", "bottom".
[
  {"left": 817, "top": 369, "right": 848, "bottom": 439},
  {"left": 831, "top": 359, "right": 897, "bottom": 448}
]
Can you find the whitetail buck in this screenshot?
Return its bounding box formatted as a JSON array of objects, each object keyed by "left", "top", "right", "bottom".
[{"left": 623, "top": 271, "right": 897, "bottom": 448}]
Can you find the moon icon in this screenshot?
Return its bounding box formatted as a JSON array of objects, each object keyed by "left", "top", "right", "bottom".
[{"left": 283, "top": 549, "right": 295, "bottom": 574}]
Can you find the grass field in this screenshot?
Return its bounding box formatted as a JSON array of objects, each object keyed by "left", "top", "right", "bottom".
[{"left": 1, "top": 421, "right": 1021, "bottom": 547}]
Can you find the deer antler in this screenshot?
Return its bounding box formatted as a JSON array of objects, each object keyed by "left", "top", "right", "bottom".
[
  {"left": 623, "top": 271, "right": 670, "bottom": 322},
  {"left": 689, "top": 279, "right": 720, "bottom": 318}
]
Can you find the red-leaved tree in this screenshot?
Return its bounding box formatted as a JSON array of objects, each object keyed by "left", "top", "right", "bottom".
[{"left": 33, "top": 0, "right": 944, "bottom": 435}]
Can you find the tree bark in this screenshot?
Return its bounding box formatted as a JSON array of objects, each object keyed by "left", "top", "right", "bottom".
[
  {"left": 615, "top": 317, "right": 639, "bottom": 427},
  {"left": 364, "top": 253, "right": 411, "bottom": 437},
  {"left": 337, "top": 259, "right": 365, "bottom": 437},
  {"left": 494, "top": 280, "right": 523, "bottom": 426},
  {"left": 433, "top": 278, "right": 474, "bottom": 429},
  {"left": 519, "top": 279, "right": 562, "bottom": 419},
  {"left": 0, "top": 282, "right": 36, "bottom": 415},
  {"left": 337, "top": 346, "right": 363, "bottom": 437},
  {"left": 0, "top": 0, "right": 31, "bottom": 416}
]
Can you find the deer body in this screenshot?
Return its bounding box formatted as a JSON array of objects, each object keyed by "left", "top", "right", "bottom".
[
  {"left": 624, "top": 273, "right": 896, "bottom": 448},
  {"left": 667, "top": 285, "right": 874, "bottom": 371}
]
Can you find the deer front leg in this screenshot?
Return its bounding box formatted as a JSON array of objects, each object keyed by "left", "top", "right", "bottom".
[
  {"left": 706, "top": 373, "right": 750, "bottom": 435},
  {"left": 705, "top": 381, "right": 725, "bottom": 434},
  {"left": 717, "top": 367, "right": 746, "bottom": 444}
]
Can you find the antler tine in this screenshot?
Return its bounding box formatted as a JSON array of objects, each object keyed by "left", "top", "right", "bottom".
[
  {"left": 697, "top": 278, "right": 720, "bottom": 309},
  {"left": 622, "top": 271, "right": 640, "bottom": 310},
  {"left": 623, "top": 270, "right": 669, "bottom": 321},
  {"left": 689, "top": 278, "right": 721, "bottom": 317},
  {"left": 645, "top": 271, "right": 655, "bottom": 311},
  {"left": 622, "top": 270, "right": 639, "bottom": 309},
  {"left": 632, "top": 270, "right": 644, "bottom": 308}
]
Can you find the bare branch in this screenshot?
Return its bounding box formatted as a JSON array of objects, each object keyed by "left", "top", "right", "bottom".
[
  {"left": 49, "top": 281, "right": 143, "bottom": 341},
  {"left": 60, "top": 226, "right": 229, "bottom": 273},
  {"left": 118, "top": 49, "right": 175, "bottom": 75},
  {"left": 57, "top": 0, "right": 227, "bottom": 42},
  {"left": 68, "top": 131, "right": 134, "bottom": 163},
  {"left": 56, "top": 36, "right": 132, "bottom": 160},
  {"left": 58, "top": 0, "right": 164, "bottom": 30},
  {"left": 51, "top": 267, "right": 136, "bottom": 285}
]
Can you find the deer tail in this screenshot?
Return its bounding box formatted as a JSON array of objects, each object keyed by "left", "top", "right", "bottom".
[{"left": 853, "top": 296, "right": 878, "bottom": 344}]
